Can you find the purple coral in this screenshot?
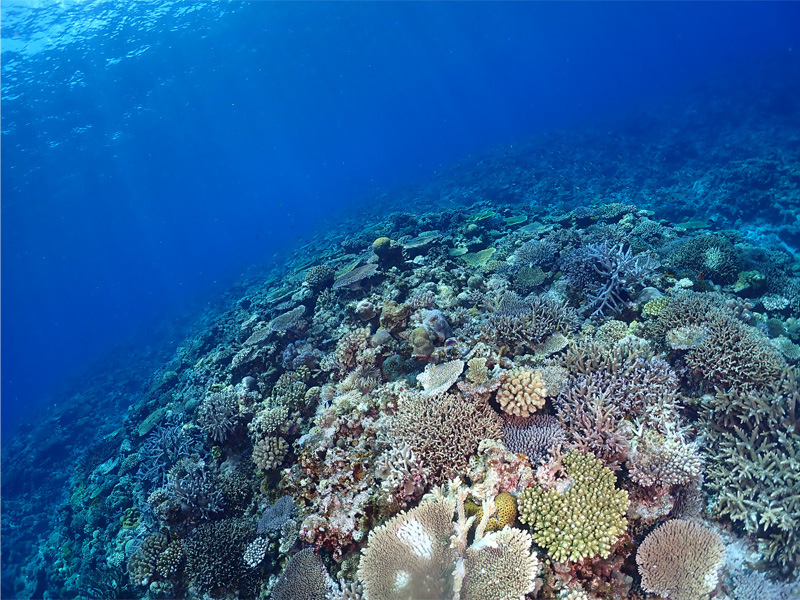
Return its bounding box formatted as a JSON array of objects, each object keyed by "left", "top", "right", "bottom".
[{"left": 566, "top": 242, "right": 659, "bottom": 316}]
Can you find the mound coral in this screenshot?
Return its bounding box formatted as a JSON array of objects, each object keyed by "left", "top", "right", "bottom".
[
  {"left": 496, "top": 368, "right": 547, "bottom": 417},
  {"left": 636, "top": 520, "right": 725, "bottom": 600},
  {"left": 518, "top": 450, "right": 629, "bottom": 562}
]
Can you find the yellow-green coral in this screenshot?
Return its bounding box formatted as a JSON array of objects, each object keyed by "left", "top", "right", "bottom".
[
  {"left": 465, "top": 492, "right": 517, "bottom": 532},
  {"left": 518, "top": 451, "right": 629, "bottom": 562},
  {"left": 121, "top": 507, "right": 141, "bottom": 529},
  {"left": 643, "top": 296, "right": 670, "bottom": 317}
]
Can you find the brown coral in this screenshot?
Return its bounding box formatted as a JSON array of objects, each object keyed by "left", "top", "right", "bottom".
[
  {"left": 393, "top": 391, "right": 502, "bottom": 484},
  {"left": 496, "top": 368, "right": 547, "bottom": 417},
  {"left": 636, "top": 519, "right": 725, "bottom": 600}
]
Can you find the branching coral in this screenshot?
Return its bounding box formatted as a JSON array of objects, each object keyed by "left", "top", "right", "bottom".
[
  {"left": 518, "top": 450, "right": 629, "bottom": 563},
  {"left": 702, "top": 367, "right": 800, "bottom": 573},
  {"left": 636, "top": 519, "right": 725, "bottom": 600},
  {"left": 392, "top": 391, "right": 502, "bottom": 484},
  {"left": 684, "top": 312, "right": 786, "bottom": 389},
  {"left": 482, "top": 292, "right": 579, "bottom": 354},
  {"left": 272, "top": 548, "right": 331, "bottom": 600},
  {"left": 195, "top": 389, "right": 241, "bottom": 443},
  {"left": 184, "top": 518, "right": 260, "bottom": 595}
]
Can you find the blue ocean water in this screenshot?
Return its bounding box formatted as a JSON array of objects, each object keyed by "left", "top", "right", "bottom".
[
  {"left": 3, "top": 2, "right": 800, "bottom": 599},
  {"left": 4, "top": 1, "right": 797, "bottom": 439}
]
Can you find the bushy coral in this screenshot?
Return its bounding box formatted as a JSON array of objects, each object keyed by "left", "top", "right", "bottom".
[
  {"left": 636, "top": 520, "right": 725, "bottom": 600},
  {"left": 272, "top": 548, "right": 331, "bottom": 600},
  {"left": 503, "top": 414, "right": 566, "bottom": 465},
  {"left": 392, "top": 391, "right": 502, "bottom": 484},
  {"left": 702, "top": 367, "right": 800, "bottom": 572},
  {"left": 482, "top": 292, "right": 578, "bottom": 354},
  {"left": 518, "top": 450, "right": 629, "bottom": 562},
  {"left": 184, "top": 518, "right": 259, "bottom": 595},
  {"left": 627, "top": 429, "right": 703, "bottom": 488}
]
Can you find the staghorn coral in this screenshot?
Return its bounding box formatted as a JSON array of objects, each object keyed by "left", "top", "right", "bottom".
[
  {"left": 392, "top": 391, "right": 502, "bottom": 485},
  {"left": 416, "top": 359, "right": 464, "bottom": 396},
  {"left": 636, "top": 519, "right": 725, "bottom": 600},
  {"left": 556, "top": 340, "right": 681, "bottom": 467},
  {"left": 565, "top": 242, "right": 659, "bottom": 316},
  {"left": 518, "top": 450, "right": 629, "bottom": 563},
  {"left": 166, "top": 457, "right": 226, "bottom": 520},
  {"left": 496, "top": 367, "right": 548, "bottom": 417}
]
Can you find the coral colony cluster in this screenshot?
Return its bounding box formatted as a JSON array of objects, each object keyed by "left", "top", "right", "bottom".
[{"left": 4, "top": 100, "right": 800, "bottom": 600}]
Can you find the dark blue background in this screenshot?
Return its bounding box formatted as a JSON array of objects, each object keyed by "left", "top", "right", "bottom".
[{"left": 2, "top": 1, "right": 799, "bottom": 437}]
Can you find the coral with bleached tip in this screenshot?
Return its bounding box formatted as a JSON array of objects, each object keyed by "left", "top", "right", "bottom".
[
  {"left": 374, "top": 442, "right": 429, "bottom": 510},
  {"left": 416, "top": 359, "right": 464, "bottom": 396}
]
